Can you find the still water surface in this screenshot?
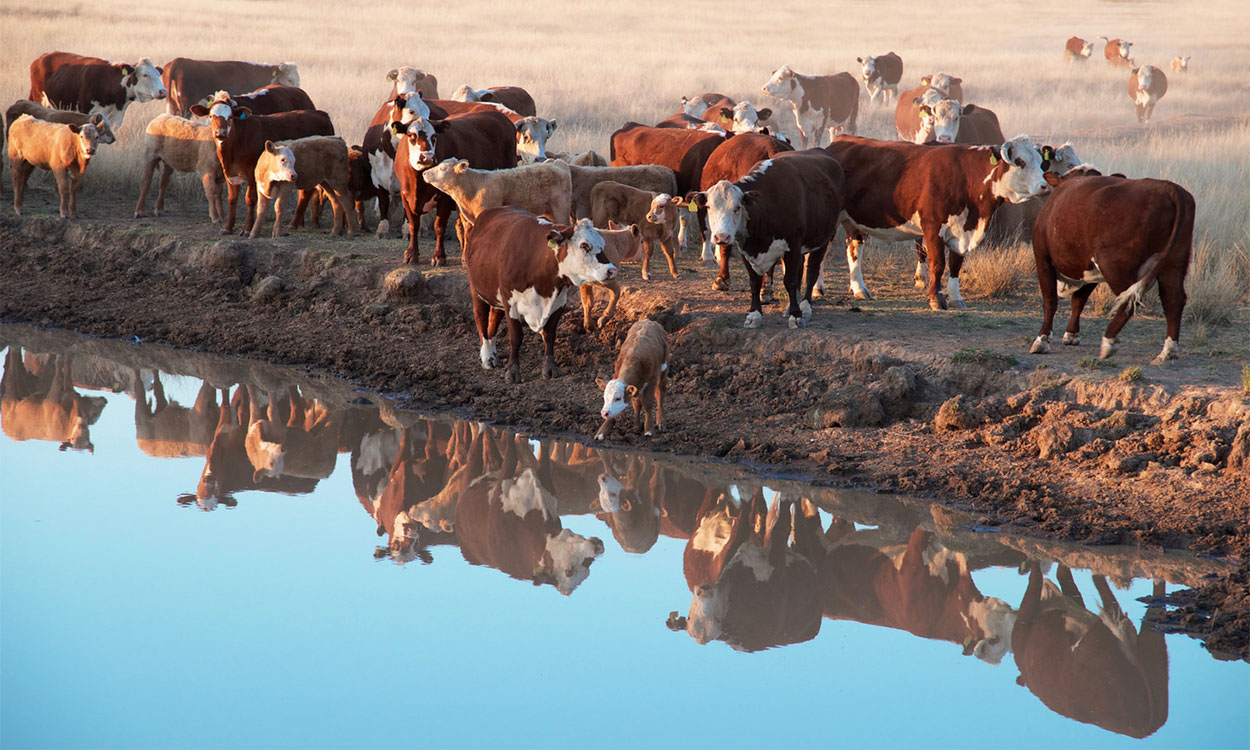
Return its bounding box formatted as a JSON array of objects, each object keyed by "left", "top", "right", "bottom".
[{"left": 1, "top": 328, "right": 1246, "bottom": 749}]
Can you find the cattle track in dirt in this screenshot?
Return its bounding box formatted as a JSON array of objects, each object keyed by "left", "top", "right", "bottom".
[{"left": 1, "top": 211, "right": 1247, "bottom": 657}]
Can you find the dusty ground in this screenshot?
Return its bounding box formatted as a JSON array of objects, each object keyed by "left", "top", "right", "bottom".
[{"left": 1, "top": 186, "right": 1247, "bottom": 658}]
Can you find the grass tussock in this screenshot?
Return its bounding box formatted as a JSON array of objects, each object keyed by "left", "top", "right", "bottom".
[
  {"left": 962, "top": 243, "right": 1034, "bottom": 299},
  {"left": 1119, "top": 366, "right": 1144, "bottom": 383},
  {"left": 1184, "top": 239, "right": 1248, "bottom": 327}
]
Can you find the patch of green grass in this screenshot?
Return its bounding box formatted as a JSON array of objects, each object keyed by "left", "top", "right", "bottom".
[
  {"left": 1119, "top": 366, "right": 1143, "bottom": 383},
  {"left": 951, "top": 348, "right": 1018, "bottom": 371},
  {"left": 1078, "top": 357, "right": 1113, "bottom": 370}
]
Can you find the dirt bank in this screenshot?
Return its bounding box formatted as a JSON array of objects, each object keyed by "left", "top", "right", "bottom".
[{"left": 1, "top": 205, "right": 1247, "bottom": 658}]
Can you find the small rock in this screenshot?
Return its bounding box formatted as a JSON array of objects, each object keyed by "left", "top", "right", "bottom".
[
  {"left": 934, "top": 394, "right": 983, "bottom": 431},
  {"left": 1032, "top": 422, "right": 1077, "bottom": 459},
  {"left": 365, "top": 303, "right": 391, "bottom": 319},
  {"left": 1227, "top": 423, "right": 1250, "bottom": 475},
  {"left": 383, "top": 267, "right": 427, "bottom": 303},
  {"left": 808, "top": 384, "right": 884, "bottom": 428},
  {"left": 252, "top": 275, "right": 284, "bottom": 303}
]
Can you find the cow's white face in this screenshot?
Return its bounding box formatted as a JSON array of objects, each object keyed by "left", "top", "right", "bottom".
[
  {"left": 600, "top": 378, "right": 631, "bottom": 419},
  {"left": 125, "top": 58, "right": 167, "bottom": 102},
  {"left": 88, "top": 114, "right": 116, "bottom": 144},
  {"left": 451, "top": 84, "right": 484, "bottom": 103},
  {"left": 392, "top": 92, "right": 432, "bottom": 129},
  {"left": 989, "top": 136, "right": 1050, "bottom": 203},
  {"left": 403, "top": 118, "right": 438, "bottom": 169},
  {"left": 207, "top": 100, "right": 234, "bottom": 140},
  {"left": 703, "top": 179, "right": 751, "bottom": 246},
  {"left": 646, "top": 193, "right": 680, "bottom": 226},
  {"left": 728, "top": 101, "right": 773, "bottom": 134},
  {"left": 387, "top": 66, "right": 424, "bottom": 96},
  {"left": 515, "top": 117, "right": 556, "bottom": 163},
  {"left": 916, "top": 88, "right": 944, "bottom": 110},
  {"left": 924, "top": 99, "right": 962, "bottom": 144},
  {"left": 681, "top": 95, "right": 709, "bottom": 118},
  {"left": 543, "top": 529, "right": 603, "bottom": 595},
  {"left": 73, "top": 124, "right": 99, "bottom": 159},
  {"left": 1137, "top": 66, "right": 1154, "bottom": 91},
  {"left": 1080, "top": 41, "right": 1094, "bottom": 57},
  {"left": 274, "top": 62, "right": 300, "bottom": 87},
  {"left": 1044, "top": 142, "right": 1080, "bottom": 175},
  {"left": 420, "top": 157, "right": 465, "bottom": 190},
  {"left": 925, "top": 72, "right": 957, "bottom": 96},
  {"left": 687, "top": 583, "right": 729, "bottom": 645},
  {"left": 968, "top": 596, "right": 1016, "bottom": 665},
  {"left": 859, "top": 55, "right": 878, "bottom": 82},
  {"left": 554, "top": 219, "right": 616, "bottom": 285},
  {"left": 1117, "top": 41, "right": 1132, "bottom": 59},
  {"left": 259, "top": 144, "right": 297, "bottom": 195},
  {"left": 762, "top": 66, "right": 796, "bottom": 99}
]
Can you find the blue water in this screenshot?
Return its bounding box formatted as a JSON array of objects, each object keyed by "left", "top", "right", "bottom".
[{"left": 1, "top": 336, "right": 1246, "bottom": 749}]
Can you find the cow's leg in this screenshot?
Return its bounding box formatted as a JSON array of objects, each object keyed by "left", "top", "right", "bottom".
[
  {"left": 355, "top": 198, "right": 367, "bottom": 234},
  {"left": 241, "top": 180, "right": 259, "bottom": 236},
  {"left": 375, "top": 190, "right": 391, "bottom": 237},
  {"left": 53, "top": 169, "right": 71, "bottom": 218},
  {"left": 596, "top": 279, "right": 621, "bottom": 330},
  {"left": 713, "top": 244, "right": 732, "bottom": 291},
  {"left": 641, "top": 238, "right": 653, "bottom": 281},
  {"left": 1153, "top": 270, "right": 1185, "bottom": 363},
  {"left": 1031, "top": 253, "right": 1060, "bottom": 353},
  {"left": 432, "top": 197, "right": 453, "bottom": 266},
  {"left": 401, "top": 198, "right": 420, "bottom": 265},
  {"left": 134, "top": 157, "right": 160, "bottom": 218},
  {"left": 660, "top": 232, "right": 680, "bottom": 279},
  {"left": 579, "top": 285, "right": 597, "bottom": 331},
  {"left": 800, "top": 246, "right": 827, "bottom": 322},
  {"left": 290, "top": 189, "right": 313, "bottom": 231},
  {"left": 250, "top": 191, "right": 270, "bottom": 239},
  {"left": 540, "top": 308, "right": 565, "bottom": 380},
  {"left": 155, "top": 164, "right": 174, "bottom": 217},
  {"left": 1099, "top": 286, "right": 1138, "bottom": 359},
  {"left": 700, "top": 206, "right": 720, "bottom": 273},
  {"left": 1062, "top": 284, "right": 1097, "bottom": 345},
  {"left": 741, "top": 257, "right": 766, "bottom": 329},
  {"left": 914, "top": 239, "right": 928, "bottom": 289},
  {"left": 203, "top": 174, "right": 223, "bottom": 224},
  {"left": 846, "top": 232, "right": 872, "bottom": 299},
  {"left": 922, "top": 225, "right": 947, "bottom": 310},
  {"left": 781, "top": 250, "right": 805, "bottom": 328},
  {"left": 504, "top": 315, "right": 525, "bottom": 384},
  {"left": 946, "top": 248, "right": 967, "bottom": 309},
  {"left": 654, "top": 372, "right": 666, "bottom": 432},
  {"left": 335, "top": 187, "right": 357, "bottom": 237},
  {"left": 12, "top": 160, "right": 35, "bottom": 216}
]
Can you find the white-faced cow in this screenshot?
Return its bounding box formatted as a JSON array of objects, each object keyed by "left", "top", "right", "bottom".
[
  {"left": 1029, "top": 169, "right": 1195, "bottom": 364},
  {"left": 857, "top": 52, "right": 904, "bottom": 106},
  {"left": 1101, "top": 37, "right": 1134, "bottom": 67},
  {"left": 30, "top": 51, "right": 166, "bottom": 130},
  {"left": 688, "top": 149, "right": 844, "bottom": 329},
  {"left": 463, "top": 206, "right": 617, "bottom": 383},
  {"left": 1065, "top": 37, "right": 1095, "bottom": 62},
  {"left": 1127, "top": 65, "right": 1168, "bottom": 123},
  {"left": 761, "top": 66, "right": 859, "bottom": 147},
  {"left": 451, "top": 85, "right": 537, "bottom": 117},
  {"left": 162, "top": 58, "right": 299, "bottom": 117},
  {"left": 386, "top": 66, "right": 440, "bottom": 99},
  {"left": 594, "top": 318, "right": 669, "bottom": 440},
  {"left": 1169, "top": 56, "right": 1190, "bottom": 73}
]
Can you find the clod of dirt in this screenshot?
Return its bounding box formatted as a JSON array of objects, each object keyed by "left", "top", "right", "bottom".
[
  {"left": 383, "top": 268, "right": 428, "bottom": 303},
  {"left": 1029, "top": 422, "right": 1084, "bottom": 459},
  {"left": 1227, "top": 423, "right": 1250, "bottom": 475},
  {"left": 190, "top": 240, "right": 247, "bottom": 276},
  {"left": 808, "top": 384, "right": 884, "bottom": 428},
  {"left": 252, "top": 275, "right": 284, "bottom": 304},
  {"left": 934, "top": 394, "right": 985, "bottom": 431}
]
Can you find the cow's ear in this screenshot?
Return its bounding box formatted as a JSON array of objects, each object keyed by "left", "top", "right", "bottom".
[
  {"left": 952, "top": 77, "right": 963, "bottom": 84},
  {"left": 386, "top": 68, "right": 398, "bottom": 81},
  {"left": 190, "top": 104, "right": 209, "bottom": 117},
  {"left": 90, "top": 113, "right": 105, "bottom": 126},
  {"left": 415, "top": 89, "right": 424, "bottom": 100},
  {"left": 548, "top": 120, "right": 557, "bottom": 132},
  {"left": 629, "top": 223, "right": 640, "bottom": 238},
  {"left": 546, "top": 229, "right": 566, "bottom": 248},
  {"left": 433, "top": 120, "right": 451, "bottom": 133},
  {"left": 454, "top": 159, "right": 469, "bottom": 173},
  {"left": 1000, "top": 141, "right": 1015, "bottom": 164},
  {"left": 156, "top": 66, "right": 163, "bottom": 75},
  {"left": 392, "top": 94, "right": 409, "bottom": 109},
  {"left": 68, "top": 123, "right": 82, "bottom": 134},
  {"left": 595, "top": 378, "right": 607, "bottom": 390},
  {"left": 789, "top": 77, "right": 796, "bottom": 91},
  {"left": 912, "top": 96, "right": 922, "bottom": 107},
  {"left": 719, "top": 107, "right": 732, "bottom": 121},
  {"left": 685, "top": 191, "right": 706, "bottom": 209},
  {"left": 756, "top": 107, "right": 772, "bottom": 120},
  {"left": 920, "top": 76, "right": 931, "bottom": 86},
  {"left": 265, "top": 140, "right": 277, "bottom": 154},
  {"left": 237, "top": 106, "right": 253, "bottom": 120},
  {"left": 919, "top": 105, "right": 932, "bottom": 117},
  {"left": 988, "top": 146, "right": 1002, "bottom": 165},
  {"left": 669, "top": 195, "right": 684, "bottom": 206},
  {"left": 856, "top": 56, "right": 864, "bottom": 63},
  {"left": 1043, "top": 172, "right": 1062, "bottom": 187},
  {"left": 626, "top": 385, "right": 638, "bottom": 398},
  {"left": 742, "top": 190, "right": 763, "bottom": 206},
  {"left": 120, "top": 65, "right": 133, "bottom": 76},
  {"left": 480, "top": 91, "right": 496, "bottom": 102},
  {"left": 389, "top": 121, "right": 405, "bottom": 136}
]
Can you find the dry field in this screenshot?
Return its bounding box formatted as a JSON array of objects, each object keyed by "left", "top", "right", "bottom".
[{"left": 2, "top": 0, "right": 1249, "bottom": 323}]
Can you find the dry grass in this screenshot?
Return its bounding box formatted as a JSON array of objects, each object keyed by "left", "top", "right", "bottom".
[
  {"left": 1, "top": 0, "right": 1247, "bottom": 316},
  {"left": 1184, "top": 238, "right": 1248, "bottom": 326},
  {"left": 961, "top": 243, "right": 1034, "bottom": 300}
]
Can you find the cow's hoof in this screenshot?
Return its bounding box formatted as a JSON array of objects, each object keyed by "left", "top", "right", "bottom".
[
  {"left": 505, "top": 368, "right": 521, "bottom": 384},
  {"left": 1062, "top": 332, "right": 1081, "bottom": 346},
  {"left": 431, "top": 256, "right": 446, "bottom": 268},
  {"left": 853, "top": 288, "right": 874, "bottom": 300},
  {"left": 133, "top": 212, "right": 143, "bottom": 219},
  {"left": 914, "top": 278, "right": 926, "bottom": 290},
  {"left": 952, "top": 298, "right": 968, "bottom": 310},
  {"left": 712, "top": 277, "right": 730, "bottom": 291},
  {"left": 219, "top": 228, "right": 230, "bottom": 236},
  {"left": 788, "top": 315, "right": 804, "bottom": 329},
  {"left": 1100, "top": 337, "right": 1118, "bottom": 359},
  {"left": 1030, "top": 335, "right": 1051, "bottom": 354},
  {"left": 594, "top": 433, "right": 606, "bottom": 441},
  {"left": 800, "top": 300, "right": 812, "bottom": 320},
  {"left": 1151, "top": 337, "right": 1179, "bottom": 364},
  {"left": 595, "top": 317, "right": 611, "bottom": 331},
  {"left": 930, "top": 294, "right": 948, "bottom": 311},
  {"left": 644, "top": 431, "right": 653, "bottom": 438},
  {"left": 376, "top": 219, "right": 390, "bottom": 238},
  {"left": 542, "top": 363, "right": 561, "bottom": 379},
  {"left": 744, "top": 311, "right": 763, "bottom": 329}
]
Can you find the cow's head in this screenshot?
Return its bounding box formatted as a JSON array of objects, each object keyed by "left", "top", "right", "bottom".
[
  {"left": 88, "top": 113, "right": 116, "bottom": 144},
  {"left": 1134, "top": 65, "right": 1155, "bottom": 91},
  {"left": 273, "top": 62, "right": 300, "bottom": 88},
  {"left": 67, "top": 122, "right": 100, "bottom": 160},
  {"left": 1117, "top": 40, "right": 1133, "bottom": 59},
  {"left": 723, "top": 101, "right": 773, "bottom": 134},
  {"left": 858, "top": 55, "right": 878, "bottom": 82},
  {"left": 1037, "top": 142, "right": 1080, "bottom": 175},
  {"left": 121, "top": 58, "right": 167, "bottom": 101},
  {"left": 595, "top": 471, "right": 660, "bottom": 554},
  {"left": 451, "top": 84, "right": 484, "bottom": 103},
  {"left": 535, "top": 529, "right": 603, "bottom": 595},
  {"left": 762, "top": 65, "right": 796, "bottom": 98},
  {"left": 601, "top": 221, "right": 644, "bottom": 264},
  {"left": 1172, "top": 55, "right": 1190, "bottom": 71},
  {"left": 386, "top": 66, "right": 428, "bottom": 96},
  {"left": 515, "top": 116, "right": 556, "bottom": 163},
  {"left": 646, "top": 193, "right": 683, "bottom": 228},
  {"left": 595, "top": 377, "right": 634, "bottom": 420},
  {"left": 1080, "top": 40, "right": 1094, "bottom": 58},
  {"left": 421, "top": 157, "right": 468, "bottom": 191},
  {"left": 966, "top": 596, "right": 1017, "bottom": 664},
  {"left": 689, "top": 177, "right": 761, "bottom": 247},
  {"left": 918, "top": 98, "right": 962, "bottom": 143},
  {"left": 686, "top": 580, "right": 730, "bottom": 645},
  {"left": 986, "top": 135, "right": 1050, "bottom": 203},
  {"left": 396, "top": 117, "right": 441, "bottom": 169},
  {"left": 257, "top": 141, "right": 298, "bottom": 197},
  {"left": 191, "top": 99, "right": 251, "bottom": 141},
  {"left": 549, "top": 219, "right": 617, "bottom": 284},
  {"left": 920, "top": 72, "right": 961, "bottom": 97},
  {"left": 390, "top": 91, "right": 432, "bottom": 129},
  {"left": 681, "top": 95, "right": 709, "bottom": 118}
]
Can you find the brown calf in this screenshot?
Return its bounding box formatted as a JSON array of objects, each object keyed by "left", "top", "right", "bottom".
[
  {"left": 590, "top": 181, "right": 682, "bottom": 280},
  {"left": 578, "top": 222, "right": 643, "bottom": 331},
  {"left": 8, "top": 115, "right": 99, "bottom": 218},
  {"left": 251, "top": 137, "right": 356, "bottom": 238},
  {"left": 594, "top": 318, "right": 670, "bottom": 440},
  {"left": 134, "top": 113, "right": 224, "bottom": 221},
  {"left": 1065, "top": 37, "right": 1094, "bottom": 62}
]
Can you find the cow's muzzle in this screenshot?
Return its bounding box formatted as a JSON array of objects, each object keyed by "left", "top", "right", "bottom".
[
  {"left": 416, "top": 152, "right": 436, "bottom": 166},
  {"left": 156, "top": 90, "right": 167, "bottom": 99},
  {"left": 713, "top": 234, "right": 733, "bottom": 246},
  {"left": 938, "top": 135, "right": 953, "bottom": 143}
]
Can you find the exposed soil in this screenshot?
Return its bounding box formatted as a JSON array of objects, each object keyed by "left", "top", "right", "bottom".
[{"left": 1, "top": 189, "right": 1247, "bottom": 658}]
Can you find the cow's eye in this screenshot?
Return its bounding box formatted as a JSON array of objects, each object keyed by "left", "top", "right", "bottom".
[
  {"left": 1015, "top": 158, "right": 1026, "bottom": 168},
  {"left": 580, "top": 242, "right": 591, "bottom": 252}
]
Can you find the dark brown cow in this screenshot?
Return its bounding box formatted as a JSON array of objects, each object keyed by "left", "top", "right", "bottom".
[
  {"left": 656, "top": 112, "right": 720, "bottom": 131},
  {"left": 1127, "top": 65, "right": 1168, "bottom": 123},
  {"left": 392, "top": 110, "right": 517, "bottom": 265},
  {"left": 31, "top": 52, "right": 166, "bottom": 130},
  {"left": 688, "top": 149, "right": 844, "bottom": 328},
  {"left": 761, "top": 67, "right": 859, "bottom": 147},
  {"left": 1101, "top": 37, "right": 1134, "bottom": 67},
  {"left": 217, "top": 85, "right": 316, "bottom": 116},
  {"left": 451, "top": 85, "right": 537, "bottom": 117},
  {"left": 1, "top": 348, "right": 104, "bottom": 453},
  {"left": 826, "top": 135, "right": 1051, "bottom": 309},
  {"left": 162, "top": 58, "right": 300, "bottom": 117},
  {"left": 1065, "top": 36, "right": 1094, "bottom": 62},
  {"left": 698, "top": 132, "right": 794, "bottom": 289},
  {"left": 464, "top": 206, "right": 617, "bottom": 383},
  {"left": 1029, "top": 170, "right": 1194, "bottom": 363},
  {"left": 189, "top": 99, "right": 334, "bottom": 234},
  {"left": 1013, "top": 564, "right": 1169, "bottom": 738},
  {"left": 857, "top": 52, "right": 904, "bottom": 105}
]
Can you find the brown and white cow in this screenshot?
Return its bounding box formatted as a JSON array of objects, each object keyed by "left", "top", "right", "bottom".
[
  {"left": 894, "top": 86, "right": 947, "bottom": 143},
  {"left": 451, "top": 85, "right": 537, "bottom": 117},
  {"left": 577, "top": 222, "right": 643, "bottom": 331},
  {"left": 826, "top": 134, "right": 1052, "bottom": 309},
  {"left": 5, "top": 101, "right": 116, "bottom": 144},
  {"left": 656, "top": 112, "right": 724, "bottom": 132},
  {"left": 1029, "top": 170, "right": 1194, "bottom": 363},
  {"left": 134, "top": 113, "right": 224, "bottom": 221},
  {"left": 1169, "top": 56, "right": 1190, "bottom": 73},
  {"left": 1101, "top": 37, "right": 1134, "bottom": 66},
  {"left": 360, "top": 91, "right": 438, "bottom": 237},
  {"left": 251, "top": 136, "right": 357, "bottom": 238},
  {"left": 30, "top": 52, "right": 166, "bottom": 130},
  {"left": 211, "top": 85, "right": 316, "bottom": 116},
  {"left": 386, "top": 66, "right": 440, "bottom": 99},
  {"left": 1127, "top": 65, "right": 1168, "bottom": 123},
  {"left": 8, "top": 115, "right": 100, "bottom": 218},
  {"left": 464, "top": 206, "right": 617, "bottom": 383},
  {"left": 594, "top": 318, "right": 669, "bottom": 440},
  {"left": 1, "top": 349, "right": 104, "bottom": 453},
  {"left": 680, "top": 92, "right": 731, "bottom": 118},
  {"left": 162, "top": 58, "right": 299, "bottom": 117},
  {"left": 391, "top": 110, "right": 518, "bottom": 265},
  {"left": 857, "top": 52, "right": 904, "bottom": 106},
  {"left": 701, "top": 100, "right": 775, "bottom": 135},
  {"left": 918, "top": 72, "right": 964, "bottom": 102},
  {"left": 761, "top": 66, "right": 859, "bottom": 147},
  {"left": 688, "top": 149, "right": 844, "bottom": 328},
  {"left": 590, "top": 181, "right": 682, "bottom": 281},
  {"left": 909, "top": 100, "right": 1005, "bottom": 146},
  {"left": 1065, "top": 37, "right": 1094, "bottom": 62},
  {"left": 189, "top": 98, "right": 334, "bottom": 234}
]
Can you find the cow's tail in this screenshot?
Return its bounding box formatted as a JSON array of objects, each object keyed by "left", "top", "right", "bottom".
[
  {"left": 1107, "top": 187, "right": 1191, "bottom": 319},
  {"left": 609, "top": 134, "right": 617, "bottom": 163}
]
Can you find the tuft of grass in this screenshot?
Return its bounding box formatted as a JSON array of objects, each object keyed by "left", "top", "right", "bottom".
[
  {"left": 1079, "top": 357, "right": 1113, "bottom": 370},
  {"left": 1184, "top": 239, "right": 1248, "bottom": 327},
  {"left": 1241, "top": 365, "right": 1250, "bottom": 397},
  {"left": 962, "top": 243, "right": 1033, "bottom": 300},
  {"left": 952, "top": 348, "right": 1018, "bottom": 370},
  {"left": 1119, "top": 366, "right": 1143, "bottom": 383}
]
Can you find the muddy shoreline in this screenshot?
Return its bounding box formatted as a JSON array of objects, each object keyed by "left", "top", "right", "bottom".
[{"left": 1, "top": 212, "right": 1247, "bottom": 657}]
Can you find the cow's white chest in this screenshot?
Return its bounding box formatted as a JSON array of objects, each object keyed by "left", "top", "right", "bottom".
[
  {"left": 368, "top": 149, "right": 399, "bottom": 193},
  {"left": 691, "top": 510, "right": 733, "bottom": 553},
  {"left": 1135, "top": 88, "right": 1154, "bottom": 106},
  {"left": 357, "top": 429, "right": 400, "bottom": 476},
  {"left": 498, "top": 468, "right": 557, "bottom": 520},
  {"left": 90, "top": 102, "right": 125, "bottom": 131},
  {"left": 733, "top": 542, "right": 775, "bottom": 582},
  {"left": 227, "top": 175, "right": 247, "bottom": 186},
  {"left": 939, "top": 209, "right": 987, "bottom": 255},
  {"left": 507, "top": 286, "right": 568, "bottom": 333},
  {"left": 744, "top": 239, "right": 790, "bottom": 275}
]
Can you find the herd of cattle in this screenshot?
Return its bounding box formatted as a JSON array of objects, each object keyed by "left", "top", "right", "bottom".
[
  {"left": 0, "top": 344, "right": 1172, "bottom": 738},
  {"left": 4, "top": 43, "right": 1198, "bottom": 429}
]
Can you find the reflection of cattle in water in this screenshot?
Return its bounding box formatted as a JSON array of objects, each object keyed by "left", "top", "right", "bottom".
[
  {"left": 683, "top": 487, "right": 758, "bottom": 589},
  {"left": 672, "top": 493, "right": 823, "bottom": 651},
  {"left": 371, "top": 421, "right": 456, "bottom": 564},
  {"left": 1012, "top": 563, "right": 1168, "bottom": 738},
  {"left": 792, "top": 502, "right": 1016, "bottom": 663},
  {"left": 1, "top": 348, "right": 104, "bottom": 452},
  {"left": 133, "top": 371, "right": 219, "bottom": 457},
  {"left": 244, "top": 385, "right": 339, "bottom": 483},
  {"left": 594, "top": 453, "right": 664, "bottom": 554}
]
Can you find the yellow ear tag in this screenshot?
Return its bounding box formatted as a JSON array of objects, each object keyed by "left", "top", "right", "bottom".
[
  {"left": 989, "top": 154, "right": 999, "bottom": 165},
  {"left": 548, "top": 239, "right": 559, "bottom": 249}
]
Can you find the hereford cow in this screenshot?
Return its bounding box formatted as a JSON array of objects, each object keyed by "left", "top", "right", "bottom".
[
  {"left": 1169, "top": 56, "right": 1190, "bottom": 73},
  {"left": 594, "top": 318, "right": 669, "bottom": 440},
  {"left": 420, "top": 157, "right": 572, "bottom": 241},
  {"left": 250, "top": 137, "right": 356, "bottom": 238},
  {"left": 189, "top": 99, "right": 334, "bottom": 234},
  {"left": 918, "top": 72, "right": 964, "bottom": 102},
  {"left": 30, "top": 52, "right": 166, "bottom": 130},
  {"left": 162, "top": 58, "right": 299, "bottom": 117},
  {"left": 589, "top": 181, "right": 682, "bottom": 281},
  {"left": 451, "top": 85, "right": 537, "bottom": 117},
  {"left": 1065, "top": 37, "right": 1095, "bottom": 62},
  {"left": 680, "top": 92, "right": 732, "bottom": 118},
  {"left": 894, "top": 86, "right": 947, "bottom": 143},
  {"left": 464, "top": 206, "right": 617, "bottom": 383},
  {"left": 5, "top": 101, "right": 116, "bottom": 144},
  {"left": 698, "top": 132, "right": 794, "bottom": 288},
  {"left": 1029, "top": 170, "right": 1194, "bottom": 363},
  {"left": 212, "top": 85, "right": 316, "bottom": 116},
  {"left": 700, "top": 100, "right": 775, "bottom": 135},
  {"left": 858, "top": 52, "right": 904, "bottom": 105},
  {"left": 577, "top": 222, "right": 644, "bottom": 331},
  {"left": 1127, "top": 65, "right": 1168, "bottom": 123},
  {"left": 656, "top": 112, "right": 723, "bottom": 131},
  {"left": 761, "top": 66, "right": 859, "bottom": 146},
  {"left": 1, "top": 349, "right": 104, "bottom": 453},
  {"left": 827, "top": 134, "right": 1051, "bottom": 309},
  {"left": 908, "top": 100, "right": 1005, "bottom": 146},
  {"left": 133, "top": 114, "right": 224, "bottom": 221},
  {"left": 386, "top": 66, "right": 440, "bottom": 99},
  {"left": 1101, "top": 37, "right": 1134, "bottom": 66},
  {"left": 8, "top": 115, "right": 100, "bottom": 218},
  {"left": 391, "top": 110, "right": 517, "bottom": 265},
  {"left": 359, "top": 91, "right": 437, "bottom": 237},
  {"left": 688, "top": 149, "right": 844, "bottom": 329}
]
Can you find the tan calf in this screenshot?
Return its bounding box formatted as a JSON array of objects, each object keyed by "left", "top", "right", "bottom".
[
  {"left": 251, "top": 136, "right": 357, "bottom": 239},
  {"left": 134, "top": 114, "right": 225, "bottom": 221},
  {"left": 548, "top": 149, "right": 608, "bottom": 167},
  {"left": 8, "top": 114, "right": 99, "bottom": 218},
  {"left": 590, "top": 180, "right": 682, "bottom": 281},
  {"left": 1170, "top": 56, "right": 1190, "bottom": 73},
  {"left": 420, "top": 158, "right": 572, "bottom": 244},
  {"left": 579, "top": 222, "right": 642, "bottom": 331},
  {"left": 594, "top": 318, "right": 670, "bottom": 440}
]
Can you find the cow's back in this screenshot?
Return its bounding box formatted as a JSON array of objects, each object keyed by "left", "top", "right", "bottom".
[
  {"left": 439, "top": 110, "right": 518, "bottom": 170},
  {"left": 748, "top": 149, "right": 844, "bottom": 243},
  {"left": 610, "top": 123, "right": 724, "bottom": 191},
  {"left": 701, "top": 132, "right": 794, "bottom": 190},
  {"left": 163, "top": 58, "right": 280, "bottom": 117},
  {"left": 464, "top": 206, "right": 557, "bottom": 296},
  {"left": 257, "top": 109, "right": 335, "bottom": 141},
  {"left": 956, "top": 104, "right": 1004, "bottom": 145},
  {"left": 30, "top": 51, "right": 107, "bottom": 100}
]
